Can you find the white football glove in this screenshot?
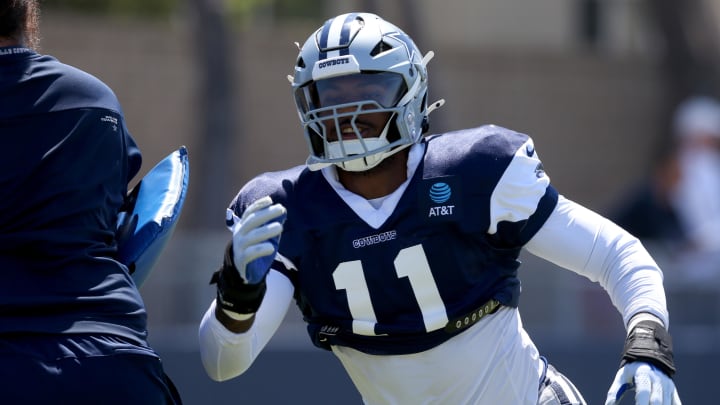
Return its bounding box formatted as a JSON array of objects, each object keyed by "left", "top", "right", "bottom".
[
  {"left": 605, "top": 361, "right": 681, "bottom": 405},
  {"left": 226, "top": 196, "right": 286, "bottom": 284}
]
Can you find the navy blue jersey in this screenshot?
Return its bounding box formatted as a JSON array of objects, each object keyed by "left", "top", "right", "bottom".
[
  {"left": 231, "top": 125, "right": 558, "bottom": 355},
  {"left": 0, "top": 46, "right": 148, "bottom": 345}
]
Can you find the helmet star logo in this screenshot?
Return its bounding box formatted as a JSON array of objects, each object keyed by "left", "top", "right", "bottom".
[{"left": 385, "top": 31, "right": 417, "bottom": 61}]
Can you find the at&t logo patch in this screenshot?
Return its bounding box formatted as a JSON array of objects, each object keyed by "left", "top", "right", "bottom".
[
  {"left": 427, "top": 181, "right": 455, "bottom": 218},
  {"left": 429, "top": 182, "right": 451, "bottom": 203}
]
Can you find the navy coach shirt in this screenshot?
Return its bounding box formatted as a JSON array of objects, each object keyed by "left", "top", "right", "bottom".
[{"left": 0, "top": 46, "right": 148, "bottom": 345}]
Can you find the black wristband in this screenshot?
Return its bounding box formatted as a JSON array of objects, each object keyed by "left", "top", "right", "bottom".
[
  {"left": 620, "top": 319, "right": 676, "bottom": 378},
  {"left": 209, "top": 242, "right": 267, "bottom": 314}
]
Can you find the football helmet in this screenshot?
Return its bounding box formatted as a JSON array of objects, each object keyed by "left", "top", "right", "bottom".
[{"left": 291, "top": 12, "right": 444, "bottom": 171}]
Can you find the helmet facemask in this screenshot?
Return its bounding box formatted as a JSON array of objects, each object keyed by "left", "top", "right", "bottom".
[{"left": 296, "top": 72, "right": 409, "bottom": 171}]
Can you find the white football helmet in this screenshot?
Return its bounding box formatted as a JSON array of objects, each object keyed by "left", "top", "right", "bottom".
[{"left": 291, "top": 12, "right": 444, "bottom": 172}]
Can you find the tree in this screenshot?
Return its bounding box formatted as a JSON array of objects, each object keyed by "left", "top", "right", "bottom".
[{"left": 185, "top": 0, "right": 239, "bottom": 229}]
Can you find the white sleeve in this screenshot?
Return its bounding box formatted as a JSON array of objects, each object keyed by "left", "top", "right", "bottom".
[
  {"left": 523, "top": 195, "right": 670, "bottom": 330},
  {"left": 198, "top": 269, "right": 295, "bottom": 381}
]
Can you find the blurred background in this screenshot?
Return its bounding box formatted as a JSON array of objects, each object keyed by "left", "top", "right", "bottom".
[{"left": 38, "top": 0, "right": 720, "bottom": 403}]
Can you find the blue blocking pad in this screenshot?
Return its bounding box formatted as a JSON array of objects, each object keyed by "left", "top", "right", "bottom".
[{"left": 116, "top": 146, "right": 190, "bottom": 287}]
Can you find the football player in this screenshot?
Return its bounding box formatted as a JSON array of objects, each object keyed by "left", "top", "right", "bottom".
[{"left": 199, "top": 12, "right": 680, "bottom": 405}]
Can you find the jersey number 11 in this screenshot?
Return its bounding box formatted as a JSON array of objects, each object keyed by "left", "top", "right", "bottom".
[{"left": 332, "top": 244, "right": 449, "bottom": 336}]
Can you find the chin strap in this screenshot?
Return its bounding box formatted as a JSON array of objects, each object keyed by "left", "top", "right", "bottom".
[{"left": 427, "top": 99, "right": 445, "bottom": 114}]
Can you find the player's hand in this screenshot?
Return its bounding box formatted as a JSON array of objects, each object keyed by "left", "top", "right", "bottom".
[
  {"left": 605, "top": 361, "right": 681, "bottom": 405},
  {"left": 226, "top": 196, "right": 286, "bottom": 284},
  {"left": 605, "top": 318, "right": 680, "bottom": 405}
]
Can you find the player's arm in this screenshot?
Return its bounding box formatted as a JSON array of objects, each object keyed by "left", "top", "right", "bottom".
[
  {"left": 199, "top": 269, "right": 294, "bottom": 381},
  {"left": 524, "top": 195, "right": 680, "bottom": 404},
  {"left": 524, "top": 196, "right": 668, "bottom": 326},
  {"left": 198, "top": 196, "right": 292, "bottom": 381}
]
